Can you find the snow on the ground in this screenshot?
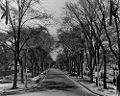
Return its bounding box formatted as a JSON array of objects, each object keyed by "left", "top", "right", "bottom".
[
  {"left": 8, "top": 89, "right": 80, "bottom": 96},
  {"left": 0, "top": 70, "right": 117, "bottom": 96},
  {"left": 71, "top": 76, "right": 117, "bottom": 96},
  {"left": 0, "top": 81, "right": 37, "bottom": 92},
  {"left": 0, "top": 83, "right": 12, "bottom": 91}
]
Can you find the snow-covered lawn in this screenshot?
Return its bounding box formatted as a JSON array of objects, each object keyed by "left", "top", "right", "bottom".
[
  {"left": 71, "top": 76, "right": 117, "bottom": 96},
  {"left": 0, "top": 83, "right": 13, "bottom": 91},
  {"left": 8, "top": 89, "right": 80, "bottom": 96}
]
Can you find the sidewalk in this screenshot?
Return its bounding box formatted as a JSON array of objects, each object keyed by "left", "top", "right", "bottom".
[{"left": 70, "top": 76, "right": 117, "bottom": 96}]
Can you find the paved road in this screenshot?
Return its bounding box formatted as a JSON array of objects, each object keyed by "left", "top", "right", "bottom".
[
  {"left": 8, "top": 68, "right": 97, "bottom": 96},
  {"left": 40, "top": 68, "right": 97, "bottom": 96}
]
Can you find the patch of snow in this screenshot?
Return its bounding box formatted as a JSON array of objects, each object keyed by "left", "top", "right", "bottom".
[{"left": 8, "top": 89, "right": 80, "bottom": 96}]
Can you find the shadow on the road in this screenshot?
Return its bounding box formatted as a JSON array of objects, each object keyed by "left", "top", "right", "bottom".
[
  {"left": 5, "top": 82, "right": 78, "bottom": 95},
  {"left": 40, "top": 81, "right": 78, "bottom": 91},
  {"left": 45, "top": 74, "right": 65, "bottom": 79}
]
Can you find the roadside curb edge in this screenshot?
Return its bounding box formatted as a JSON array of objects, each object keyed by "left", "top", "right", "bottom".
[{"left": 71, "top": 76, "right": 104, "bottom": 96}]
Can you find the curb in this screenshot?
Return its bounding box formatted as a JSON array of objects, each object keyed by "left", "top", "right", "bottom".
[
  {"left": 69, "top": 76, "right": 104, "bottom": 96},
  {"left": 62, "top": 70, "right": 104, "bottom": 96},
  {"left": 78, "top": 81, "right": 104, "bottom": 96}
]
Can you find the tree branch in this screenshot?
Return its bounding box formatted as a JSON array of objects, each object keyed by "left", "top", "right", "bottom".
[{"left": 19, "top": 36, "right": 30, "bottom": 52}]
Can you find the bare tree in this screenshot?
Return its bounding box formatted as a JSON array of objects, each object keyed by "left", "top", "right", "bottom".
[{"left": 0, "top": 0, "right": 50, "bottom": 89}]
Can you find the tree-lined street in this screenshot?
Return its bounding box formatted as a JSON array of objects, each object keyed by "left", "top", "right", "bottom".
[
  {"left": 8, "top": 68, "right": 96, "bottom": 96},
  {"left": 0, "top": 0, "right": 119, "bottom": 96}
]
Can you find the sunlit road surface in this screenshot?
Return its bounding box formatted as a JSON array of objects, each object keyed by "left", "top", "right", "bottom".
[{"left": 8, "top": 68, "right": 97, "bottom": 96}]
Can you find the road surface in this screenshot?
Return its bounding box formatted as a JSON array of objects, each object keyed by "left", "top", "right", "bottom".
[{"left": 8, "top": 68, "right": 97, "bottom": 96}]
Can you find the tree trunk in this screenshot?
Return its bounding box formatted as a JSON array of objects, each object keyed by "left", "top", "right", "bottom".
[
  {"left": 73, "top": 57, "right": 76, "bottom": 74},
  {"left": 89, "top": 52, "right": 94, "bottom": 82},
  {"left": 19, "top": 59, "right": 24, "bottom": 83},
  {"left": 70, "top": 59, "right": 72, "bottom": 73},
  {"left": 72, "top": 58, "right": 74, "bottom": 73},
  {"left": 75, "top": 56, "right": 80, "bottom": 76},
  {"left": 12, "top": 48, "right": 18, "bottom": 89},
  {"left": 32, "top": 63, "right": 34, "bottom": 77},
  {"left": 34, "top": 63, "right": 37, "bottom": 76},
  {"left": 80, "top": 51, "right": 84, "bottom": 78},
  {"left": 103, "top": 50, "right": 107, "bottom": 89},
  {"left": 114, "top": 17, "right": 120, "bottom": 73},
  {"left": 77, "top": 55, "right": 80, "bottom": 77},
  {"left": 118, "top": 58, "right": 120, "bottom": 74},
  {"left": 90, "top": 69, "right": 93, "bottom": 82},
  {"left": 37, "top": 65, "right": 40, "bottom": 74},
  {"left": 66, "top": 60, "right": 69, "bottom": 72},
  {"left": 77, "top": 66, "right": 80, "bottom": 76},
  {"left": 41, "top": 62, "right": 44, "bottom": 72},
  {"left": 12, "top": 22, "right": 21, "bottom": 89},
  {"left": 65, "top": 51, "right": 69, "bottom": 72},
  {"left": 12, "top": 60, "right": 18, "bottom": 89},
  {"left": 81, "top": 61, "right": 83, "bottom": 78},
  {"left": 21, "top": 66, "right": 24, "bottom": 83}
]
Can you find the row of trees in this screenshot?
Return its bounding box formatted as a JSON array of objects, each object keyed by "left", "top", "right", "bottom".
[
  {"left": 56, "top": 0, "right": 120, "bottom": 89},
  {"left": 0, "top": 0, "right": 55, "bottom": 89}
]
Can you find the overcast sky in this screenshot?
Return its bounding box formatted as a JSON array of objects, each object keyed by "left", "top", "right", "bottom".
[
  {"left": 41, "top": 0, "right": 69, "bottom": 60},
  {"left": 41, "top": 0, "right": 69, "bottom": 36},
  {"left": 42, "top": 0, "right": 67, "bottom": 17}
]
